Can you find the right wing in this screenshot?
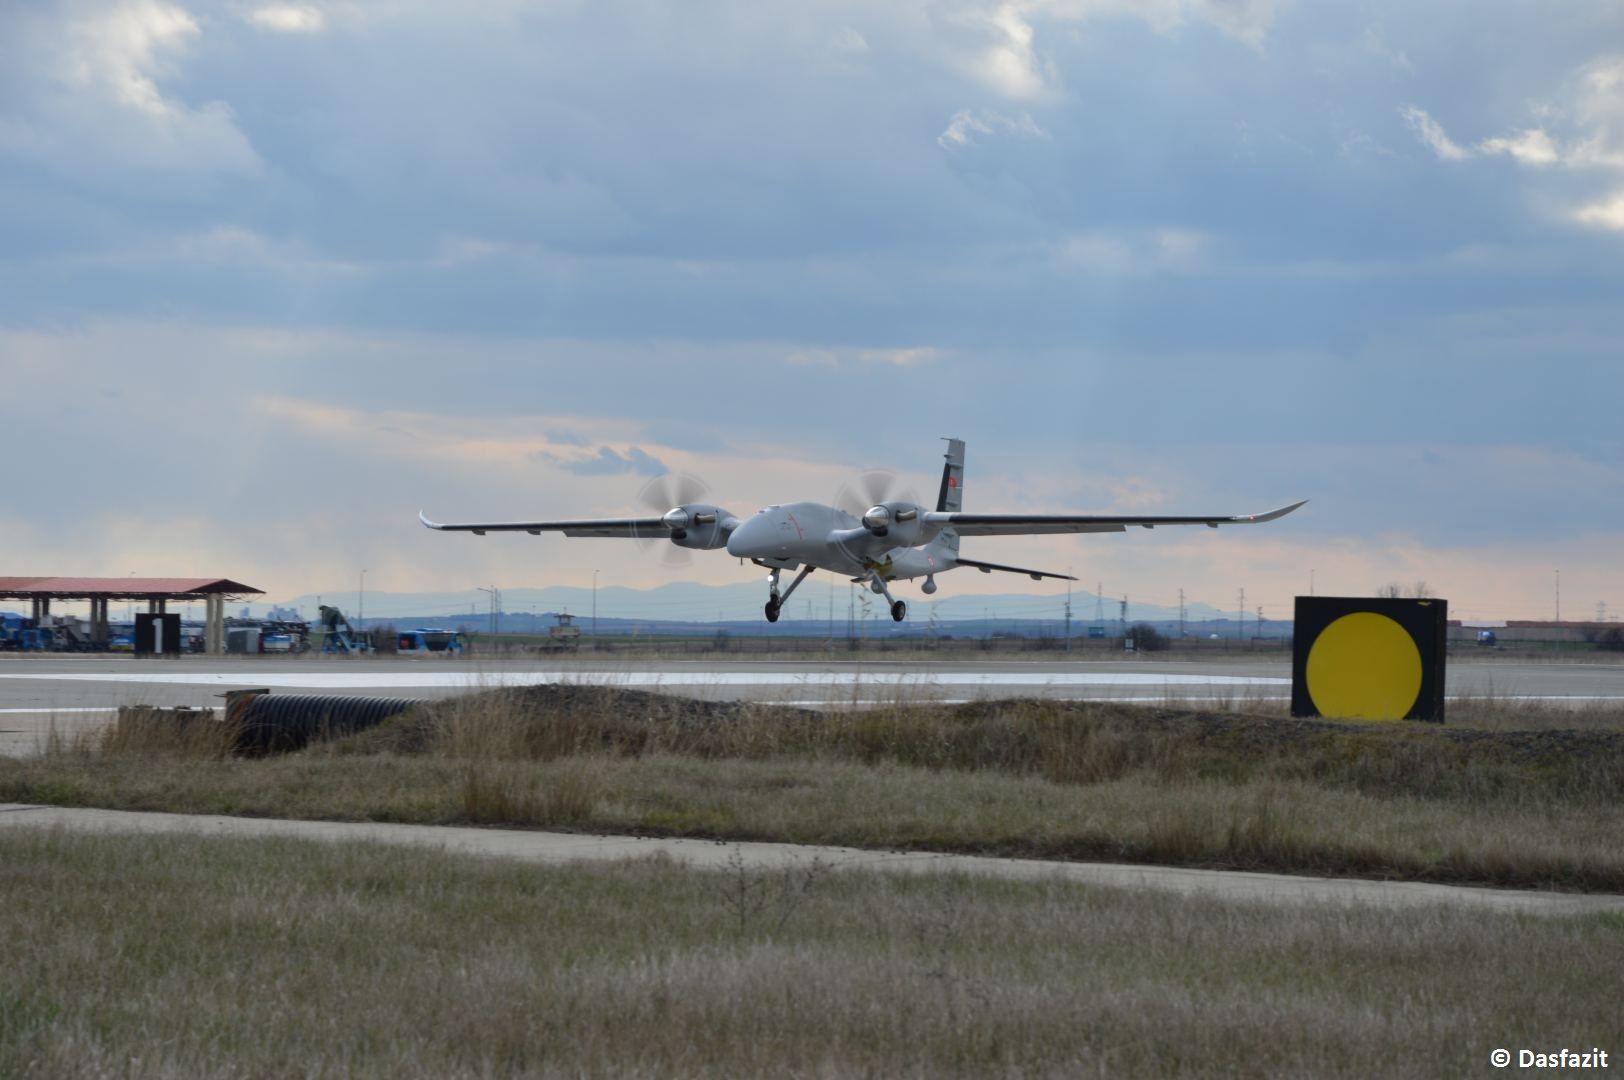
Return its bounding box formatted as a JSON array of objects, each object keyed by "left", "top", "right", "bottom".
[
  {"left": 419, "top": 510, "right": 667, "bottom": 538},
  {"left": 923, "top": 501, "right": 1306, "bottom": 537}
]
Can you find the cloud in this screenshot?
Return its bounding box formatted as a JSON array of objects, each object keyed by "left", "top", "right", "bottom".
[
  {"left": 1573, "top": 192, "right": 1624, "bottom": 231},
  {"left": 247, "top": 5, "right": 325, "bottom": 34},
  {"left": 65, "top": 0, "right": 200, "bottom": 118},
  {"left": 1479, "top": 128, "right": 1560, "bottom": 167},
  {"left": 1404, "top": 57, "right": 1624, "bottom": 232},
  {"left": 937, "top": 107, "right": 1046, "bottom": 148},
  {"left": 0, "top": 0, "right": 260, "bottom": 177},
  {"left": 1399, "top": 105, "right": 1469, "bottom": 161},
  {"left": 945, "top": 0, "right": 1282, "bottom": 102},
  {"left": 970, "top": 3, "right": 1050, "bottom": 100},
  {"left": 535, "top": 446, "right": 669, "bottom": 477}
]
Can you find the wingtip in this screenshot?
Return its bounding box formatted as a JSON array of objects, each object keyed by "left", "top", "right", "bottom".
[
  {"left": 418, "top": 510, "right": 440, "bottom": 530},
  {"left": 1239, "top": 500, "right": 1308, "bottom": 524}
]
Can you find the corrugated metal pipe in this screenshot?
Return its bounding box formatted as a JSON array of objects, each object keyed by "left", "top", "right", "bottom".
[{"left": 224, "top": 689, "right": 423, "bottom": 755}]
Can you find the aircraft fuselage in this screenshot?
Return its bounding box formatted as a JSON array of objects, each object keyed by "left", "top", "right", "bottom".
[{"left": 725, "top": 501, "right": 951, "bottom": 581}]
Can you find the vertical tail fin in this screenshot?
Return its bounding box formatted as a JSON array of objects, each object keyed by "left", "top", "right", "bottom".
[
  {"left": 937, "top": 438, "right": 965, "bottom": 513},
  {"left": 935, "top": 438, "right": 964, "bottom": 556}
]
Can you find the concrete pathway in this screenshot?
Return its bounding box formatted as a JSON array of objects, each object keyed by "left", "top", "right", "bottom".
[{"left": 3, "top": 803, "right": 1619, "bottom": 917}]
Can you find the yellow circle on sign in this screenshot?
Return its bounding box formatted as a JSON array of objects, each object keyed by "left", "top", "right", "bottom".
[{"left": 1305, "top": 612, "right": 1424, "bottom": 721}]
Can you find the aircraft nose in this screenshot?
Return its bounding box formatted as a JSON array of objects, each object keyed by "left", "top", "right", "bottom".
[{"left": 726, "top": 513, "right": 772, "bottom": 558}]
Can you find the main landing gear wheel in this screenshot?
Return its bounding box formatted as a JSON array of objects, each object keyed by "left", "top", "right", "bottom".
[
  {"left": 890, "top": 600, "right": 907, "bottom": 622},
  {"left": 765, "top": 600, "right": 781, "bottom": 623}
]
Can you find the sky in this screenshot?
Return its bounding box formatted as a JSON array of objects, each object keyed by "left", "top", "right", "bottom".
[{"left": 3, "top": 0, "right": 1623, "bottom": 624}]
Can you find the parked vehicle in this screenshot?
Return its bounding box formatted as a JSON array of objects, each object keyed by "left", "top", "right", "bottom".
[{"left": 396, "top": 628, "right": 464, "bottom": 656}]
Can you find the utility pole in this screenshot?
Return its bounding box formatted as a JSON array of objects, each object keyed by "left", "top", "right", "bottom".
[
  {"left": 1095, "top": 583, "right": 1104, "bottom": 623},
  {"left": 1178, "top": 587, "right": 1186, "bottom": 639},
  {"left": 1256, "top": 605, "right": 1263, "bottom": 641},
  {"left": 1058, "top": 581, "right": 1071, "bottom": 649},
  {"left": 1119, "top": 596, "right": 1127, "bottom": 638},
  {"left": 1237, "top": 588, "right": 1245, "bottom": 641},
  {"left": 592, "top": 569, "right": 599, "bottom": 640},
  {"left": 477, "top": 586, "right": 499, "bottom": 637},
  {"left": 358, "top": 569, "right": 366, "bottom": 632}
]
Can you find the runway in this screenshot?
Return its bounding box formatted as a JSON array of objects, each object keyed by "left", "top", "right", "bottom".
[{"left": 3, "top": 653, "right": 1623, "bottom": 756}]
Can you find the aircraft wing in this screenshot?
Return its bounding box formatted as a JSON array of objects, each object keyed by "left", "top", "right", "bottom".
[
  {"left": 924, "top": 500, "right": 1306, "bottom": 537},
  {"left": 953, "top": 557, "right": 1078, "bottom": 582},
  {"left": 419, "top": 511, "right": 667, "bottom": 538}
]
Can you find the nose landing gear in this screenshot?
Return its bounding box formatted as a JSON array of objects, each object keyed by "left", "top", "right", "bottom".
[{"left": 763, "top": 565, "right": 814, "bottom": 623}]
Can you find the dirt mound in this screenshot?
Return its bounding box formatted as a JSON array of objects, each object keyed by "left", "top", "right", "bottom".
[{"left": 333, "top": 686, "right": 1622, "bottom": 805}]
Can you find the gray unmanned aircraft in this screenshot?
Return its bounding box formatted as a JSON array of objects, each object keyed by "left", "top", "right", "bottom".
[{"left": 420, "top": 438, "right": 1305, "bottom": 623}]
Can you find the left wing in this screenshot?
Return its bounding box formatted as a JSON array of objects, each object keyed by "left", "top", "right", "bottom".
[
  {"left": 924, "top": 500, "right": 1306, "bottom": 537},
  {"left": 419, "top": 510, "right": 667, "bottom": 538}
]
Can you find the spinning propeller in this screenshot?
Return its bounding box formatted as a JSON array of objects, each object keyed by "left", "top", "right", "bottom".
[
  {"left": 636, "top": 471, "right": 713, "bottom": 567},
  {"left": 834, "top": 470, "right": 920, "bottom": 523},
  {"left": 833, "top": 469, "right": 924, "bottom": 565}
]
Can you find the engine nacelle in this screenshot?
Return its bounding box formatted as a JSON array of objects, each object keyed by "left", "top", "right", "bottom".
[
  {"left": 666, "top": 504, "right": 735, "bottom": 550},
  {"left": 863, "top": 501, "right": 924, "bottom": 545}
]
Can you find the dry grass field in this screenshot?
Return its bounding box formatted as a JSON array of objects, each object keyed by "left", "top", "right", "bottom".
[
  {"left": 2, "top": 686, "right": 1620, "bottom": 890},
  {"left": 2, "top": 828, "right": 1619, "bottom": 1078}
]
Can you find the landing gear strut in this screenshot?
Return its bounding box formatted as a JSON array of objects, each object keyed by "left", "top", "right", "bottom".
[
  {"left": 866, "top": 572, "right": 907, "bottom": 622},
  {"left": 763, "top": 566, "right": 815, "bottom": 623}
]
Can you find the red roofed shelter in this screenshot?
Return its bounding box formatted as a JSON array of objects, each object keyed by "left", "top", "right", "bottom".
[{"left": 0, "top": 577, "right": 264, "bottom": 655}]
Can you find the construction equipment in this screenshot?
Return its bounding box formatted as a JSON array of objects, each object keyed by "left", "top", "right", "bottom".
[{"left": 317, "top": 605, "right": 372, "bottom": 655}]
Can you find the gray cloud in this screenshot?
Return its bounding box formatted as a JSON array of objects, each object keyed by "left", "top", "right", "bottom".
[{"left": 535, "top": 446, "right": 669, "bottom": 478}]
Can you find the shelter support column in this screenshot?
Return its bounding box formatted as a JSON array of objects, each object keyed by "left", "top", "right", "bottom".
[{"left": 205, "top": 595, "right": 225, "bottom": 656}]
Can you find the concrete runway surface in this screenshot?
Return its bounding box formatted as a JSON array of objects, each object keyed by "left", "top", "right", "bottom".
[
  {"left": 3, "top": 802, "right": 1619, "bottom": 917},
  {"left": 3, "top": 653, "right": 1623, "bottom": 756}
]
